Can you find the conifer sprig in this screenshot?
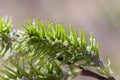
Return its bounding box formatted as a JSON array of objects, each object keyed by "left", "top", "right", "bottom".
[
  {"left": 22, "top": 19, "right": 100, "bottom": 66},
  {"left": 0, "top": 17, "right": 12, "bottom": 57},
  {"left": 0, "top": 17, "right": 116, "bottom": 80}
]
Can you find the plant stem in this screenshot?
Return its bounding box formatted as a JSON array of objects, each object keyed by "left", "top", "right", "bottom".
[
  {"left": 57, "top": 57, "right": 116, "bottom": 80},
  {"left": 80, "top": 66, "right": 115, "bottom": 80}
]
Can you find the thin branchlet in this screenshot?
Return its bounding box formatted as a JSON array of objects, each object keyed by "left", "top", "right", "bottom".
[{"left": 0, "top": 18, "right": 116, "bottom": 80}]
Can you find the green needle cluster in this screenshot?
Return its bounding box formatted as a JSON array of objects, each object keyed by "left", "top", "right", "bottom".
[{"left": 0, "top": 17, "right": 114, "bottom": 80}]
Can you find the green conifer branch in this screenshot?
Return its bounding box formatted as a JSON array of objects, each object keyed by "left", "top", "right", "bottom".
[{"left": 0, "top": 17, "right": 116, "bottom": 80}]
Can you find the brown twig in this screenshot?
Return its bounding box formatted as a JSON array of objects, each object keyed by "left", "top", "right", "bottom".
[
  {"left": 57, "top": 57, "right": 116, "bottom": 80},
  {"left": 80, "top": 66, "right": 115, "bottom": 80}
]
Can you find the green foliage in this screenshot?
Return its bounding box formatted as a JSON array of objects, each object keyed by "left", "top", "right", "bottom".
[
  {"left": 0, "top": 17, "right": 12, "bottom": 57},
  {"left": 0, "top": 17, "right": 114, "bottom": 80}
]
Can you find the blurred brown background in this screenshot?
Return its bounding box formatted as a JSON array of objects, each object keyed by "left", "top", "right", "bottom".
[{"left": 0, "top": 0, "right": 120, "bottom": 80}]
